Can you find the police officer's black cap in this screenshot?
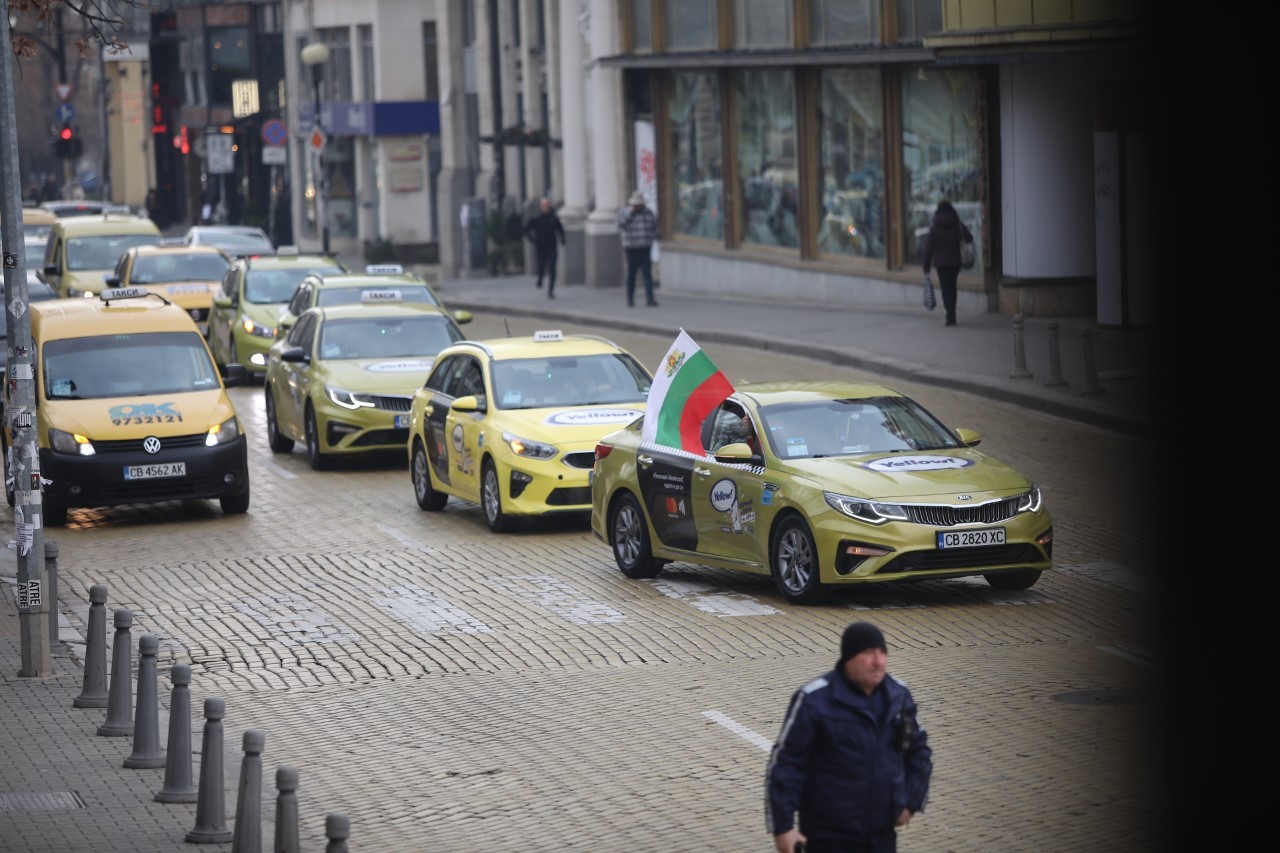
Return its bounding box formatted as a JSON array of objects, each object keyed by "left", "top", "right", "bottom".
[{"left": 840, "top": 622, "right": 887, "bottom": 663}]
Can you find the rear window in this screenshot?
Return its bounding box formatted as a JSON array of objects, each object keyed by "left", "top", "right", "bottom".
[
  {"left": 245, "top": 266, "right": 343, "bottom": 303},
  {"left": 66, "top": 234, "right": 162, "bottom": 270},
  {"left": 43, "top": 331, "right": 220, "bottom": 399}
]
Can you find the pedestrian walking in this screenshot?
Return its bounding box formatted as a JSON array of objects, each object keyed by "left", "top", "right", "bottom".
[
  {"left": 616, "top": 191, "right": 659, "bottom": 307},
  {"left": 921, "top": 200, "right": 973, "bottom": 327},
  {"left": 765, "top": 621, "right": 932, "bottom": 853},
  {"left": 523, "top": 197, "right": 566, "bottom": 298}
]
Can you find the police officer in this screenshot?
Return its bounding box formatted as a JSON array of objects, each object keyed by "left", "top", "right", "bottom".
[{"left": 765, "top": 622, "right": 932, "bottom": 852}]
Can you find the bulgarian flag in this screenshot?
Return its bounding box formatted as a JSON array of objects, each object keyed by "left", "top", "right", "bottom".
[{"left": 643, "top": 330, "right": 734, "bottom": 453}]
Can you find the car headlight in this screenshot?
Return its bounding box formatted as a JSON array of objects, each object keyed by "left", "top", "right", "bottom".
[
  {"left": 241, "top": 315, "right": 275, "bottom": 338},
  {"left": 502, "top": 431, "right": 557, "bottom": 460},
  {"left": 205, "top": 417, "right": 241, "bottom": 447},
  {"left": 1017, "top": 485, "right": 1043, "bottom": 514},
  {"left": 50, "top": 428, "right": 95, "bottom": 456},
  {"left": 326, "top": 385, "right": 375, "bottom": 410},
  {"left": 824, "top": 491, "right": 908, "bottom": 525}
]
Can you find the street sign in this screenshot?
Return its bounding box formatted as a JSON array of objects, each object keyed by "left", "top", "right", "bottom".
[
  {"left": 206, "top": 133, "right": 234, "bottom": 175},
  {"left": 262, "top": 146, "right": 287, "bottom": 165},
  {"left": 308, "top": 125, "right": 327, "bottom": 155},
  {"left": 55, "top": 102, "right": 75, "bottom": 124},
  {"left": 261, "top": 119, "right": 287, "bottom": 147},
  {"left": 54, "top": 82, "right": 72, "bottom": 102}
]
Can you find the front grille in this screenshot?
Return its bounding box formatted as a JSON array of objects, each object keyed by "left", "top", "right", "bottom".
[
  {"left": 546, "top": 486, "right": 592, "bottom": 506},
  {"left": 903, "top": 496, "right": 1021, "bottom": 527},
  {"left": 562, "top": 451, "right": 595, "bottom": 470},
  {"left": 350, "top": 428, "right": 410, "bottom": 447},
  {"left": 92, "top": 434, "right": 208, "bottom": 453},
  {"left": 877, "top": 543, "right": 1044, "bottom": 574},
  {"left": 368, "top": 395, "right": 412, "bottom": 413}
]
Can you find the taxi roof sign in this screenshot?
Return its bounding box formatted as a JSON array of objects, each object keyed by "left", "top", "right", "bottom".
[
  {"left": 532, "top": 330, "right": 565, "bottom": 342},
  {"left": 99, "top": 286, "right": 153, "bottom": 302},
  {"left": 360, "top": 289, "right": 402, "bottom": 303},
  {"left": 365, "top": 264, "right": 404, "bottom": 274}
]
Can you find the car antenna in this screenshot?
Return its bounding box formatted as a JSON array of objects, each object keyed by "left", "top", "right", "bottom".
[{"left": 504, "top": 318, "right": 512, "bottom": 337}]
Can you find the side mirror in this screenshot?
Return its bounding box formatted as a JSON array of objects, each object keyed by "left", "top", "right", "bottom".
[
  {"left": 221, "top": 363, "right": 250, "bottom": 387},
  {"left": 453, "top": 310, "right": 473, "bottom": 325},
  {"left": 953, "top": 427, "right": 982, "bottom": 448},
  {"left": 451, "top": 394, "right": 483, "bottom": 413},
  {"left": 42, "top": 264, "right": 57, "bottom": 279},
  {"left": 280, "top": 346, "right": 308, "bottom": 364},
  {"left": 713, "top": 442, "right": 756, "bottom": 463},
  {"left": 212, "top": 294, "right": 232, "bottom": 309},
  {"left": 104, "top": 276, "right": 120, "bottom": 287}
]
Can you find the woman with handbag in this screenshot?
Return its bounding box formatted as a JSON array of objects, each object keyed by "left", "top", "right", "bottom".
[{"left": 922, "top": 200, "right": 974, "bottom": 327}]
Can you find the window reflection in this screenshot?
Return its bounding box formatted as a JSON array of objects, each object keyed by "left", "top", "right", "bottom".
[
  {"left": 809, "top": 0, "right": 878, "bottom": 44},
  {"left": 734, "top": 0, "right": 792, "bottom": 47},
  {"left": 666, "top": 0, "right": 717, "bottom": 50},
  {"left": 818, "top": 67, "right": 884, "bottom": 259},
  {"left": 736, "top": 70, "right": 798, "bottom": 250},
  {"left": 901, "top": 67, "right": 982, "bottom": 272},
  {"left": 669, "top": 72, "right": 724, "bottom": 242}
]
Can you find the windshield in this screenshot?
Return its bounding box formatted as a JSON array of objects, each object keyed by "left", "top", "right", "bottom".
[
  {"left": 245, "top": 266, "right": 342, "bottom": 303},
  {"left": 43, "top": 331, "right": 221, "bottom": 399},
  {"left": 204, "top": 233, "right": 271, "bottom": 251},
  {"left": 757, "top": 396, "right": 962, "bottom": 459},
  {"left": 130, "top": 253, "right": 230, "bottom": 284},
  {"left": 316, "top": 284, "right": 441, "bottom": 308},
  {"left": 316, "top": 314, "right": 465, "bottom": 360},
  {"left": 492, "top": 353, "right": 651, "bottom": 409},
  {"left": 66, "top": 234, "right": 162, "bottom": 270}
]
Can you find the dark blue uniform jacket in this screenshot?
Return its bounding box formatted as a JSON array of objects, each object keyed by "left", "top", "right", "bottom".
[{"left": 765, "top": 667, "right": 932, "bottom": 844}]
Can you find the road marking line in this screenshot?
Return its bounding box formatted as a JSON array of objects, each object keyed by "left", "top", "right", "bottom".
[
  {"left": 371, "top": 584, "right": 492, "bottom": 634},
  {"left": 702, "top": 710, "right": 773, "bottom": 753},
  {"left": 262, "top": 459, "right": 298, "bottom": 480},
  {"left": 649, "top": 579, "right": 781, "bottom": 616},
  {"left": 376, "top": 524, "right": 435, "bottom": 554},
  {"left": 489, "top": 575, "right": 627, "bottom": 625}
]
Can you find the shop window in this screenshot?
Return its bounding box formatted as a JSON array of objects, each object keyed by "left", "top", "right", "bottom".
[
  {"left": 817, "top": 67, "right": 884, "bottom": 259},
  {"left": 326, "top": 137, "right": 358, "bottom": 239},
  {"left": 208, "top": 27, "right": 250, "bottom": 106},
  {"left": 809, "top": 0, "right": 879, "bottom": 45},
  {"left": 668, "top": 72, "right": 724, "bottom": 242},
  {"left": 736, "top": 69, "right": 798, "bottom": 250},
  {"left": 734, "top": 0, "right": 792, "bottom": 47},
  {"left": 665, "top": 0, "right": 717, "bottom": 50},
  {"left": 900, "top": 66, "right": 982, "bottom": 271},
  {"left": 894, "top": 0, "right": 943, "bottom": 42}
]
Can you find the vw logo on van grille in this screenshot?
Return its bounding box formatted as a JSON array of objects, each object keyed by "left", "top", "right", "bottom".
[{"left": 143, "top": 437, "right": 162, "bottom": 454}]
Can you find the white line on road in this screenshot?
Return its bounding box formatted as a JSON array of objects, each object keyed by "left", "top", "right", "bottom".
[
  {"left": 262, "top": 459, "right": 298, "bottom": 480},
  {"left": 649, "top": 578, "right": 781, "bottom": 616},
  {"left": 702, "top": 710, "right": 773, "bottom": 753},
  {"left": 376, "top": 524, "right": 435, "bottom": 554}
]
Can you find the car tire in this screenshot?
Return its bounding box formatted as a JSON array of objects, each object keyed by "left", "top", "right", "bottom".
[
  {"left": 220, "top": 487, "right": 250, "bottom": 515},
  {"left": 264, "top": 386, "right": 294, "bottom": 453},
  {"left": 771, "top": 515, "right": 827, "bottom": 605},
  {"left": 481, "top": 459, "right": 510, "bottom": 533},
  {"left": 411, "top": 440, "right": 447, "bottom": 511},
  {"left": 984, "top": 569, "right": 1041, "bottom": 591},
  {"left": 304, "top": 405, "right": 332, "bottom": 471},
  {"left": 43, "top": 500, "right": 68, "bottom": 527},
  {"left": 610, "top": 491, "right": 665, "bottom": 579}
]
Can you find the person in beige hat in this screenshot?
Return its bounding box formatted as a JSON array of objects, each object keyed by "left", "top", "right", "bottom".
[{"left": 616, "top": 191, "right": 659, "bottom": 307}]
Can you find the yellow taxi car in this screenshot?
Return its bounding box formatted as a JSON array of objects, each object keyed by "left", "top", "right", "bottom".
[
  {"left": 37, "top": 213, "right": 163, "bottom": 298},
  {"left": 105, "top": 243, "right": 230, "bottom": 336},
  {"left": 407, "top": 331, "right": 653, "bottom": 532},
  {"left": 263, "top": 296, "right": 468, "bottom": 470},
  {"left": 590, "top": 381, "right": 1053, "bottom": 604},
  {"left": 207, "top": 247, "right": 347, "bottom": 377},
  {"left": 2, "top": 286, "right": 251, "bottom": 526},
  {"left": 274, "top": 264, "right": 471, "bottom": 340}
]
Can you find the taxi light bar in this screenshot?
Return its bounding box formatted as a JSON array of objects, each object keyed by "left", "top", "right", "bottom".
[
  {"left": 365, "top": 264, "right": 404, "bottom": 274},
  {"left": 99, "top": 286, "right": 165, "bottom": 304},
  {"left": 276, "top": 246, "right": 300, "bottom": 256},
  {"left": 533, "top": 330, "right": 564, "bottom": 342},
  {"left": 360, "top": 289, "right": 402, "bottom": 303}
]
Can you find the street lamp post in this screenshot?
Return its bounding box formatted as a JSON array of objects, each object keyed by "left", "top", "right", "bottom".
[{"left": 300, "top": 41, "right": 330, "bottom": 255}]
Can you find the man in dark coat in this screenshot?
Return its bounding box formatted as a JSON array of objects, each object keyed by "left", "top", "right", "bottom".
[
  {"left": 523, "top": 197, "right": 566, "bottom": 298},
  {"left": 766, "top": 622, "right": 932, "bottom": 852},
  {"left": 922, "top": 199, "right": 974, "bottom": 327}
]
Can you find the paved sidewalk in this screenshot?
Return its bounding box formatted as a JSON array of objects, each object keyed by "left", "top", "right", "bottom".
[{"left": 429, "top": 271, "right": 1162, "bottom": 437}]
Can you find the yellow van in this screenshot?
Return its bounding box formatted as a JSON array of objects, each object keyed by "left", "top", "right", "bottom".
[
  {"left": 1, "top": 286, "right": 251, "bottom": 526},
  {"left": 37, "top": 213, "right": 163, "bottom": 298}
]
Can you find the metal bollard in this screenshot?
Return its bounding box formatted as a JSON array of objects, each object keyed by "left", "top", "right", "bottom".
[
  {"left": 73, "top": 584, "right": 109, "bottom": 708},
  {"left": 186, "top": 697, "right": 233, "bottom": 844},
  {"left": 1043, "top": 321, "right": 1067, "bottom": 387},
  {"left": 324, "top": 813, "right": 350, "bottom": 853},
  {"left": 156, "top": 664, "right": 198, "bottom": 803},
  {"left": 1079, "top": 329, "right": 1105, "bottom": 396},
  {"left": 124, "top": 634, "right": 166, "bottom": 768},
  {"left": 44, "top": 540, "right": 58, "bottom": 647},
  {"left": 97, "top": 608, "right": 134, "bottom": 736},
  {"left": 1009, "top": 314, "right": 1032, "bottom": 379},
  {"left": 231, "top": 729, "right": 266, "bottom": 853},
  {"left": 273, "top": 766, "right": 300, "bottom": 853}
]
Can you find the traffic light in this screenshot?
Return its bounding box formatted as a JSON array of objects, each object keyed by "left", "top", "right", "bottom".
[{"left": 55, "top": 124, "right": 72, "bottom": 158}]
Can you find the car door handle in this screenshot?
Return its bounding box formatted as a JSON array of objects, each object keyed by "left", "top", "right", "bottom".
[
  {"left": 637, "top": 453, "right": 653, "bottom": 468},
  {"left": 694, "top": 466, "right": 712, "bottom": 477}
]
